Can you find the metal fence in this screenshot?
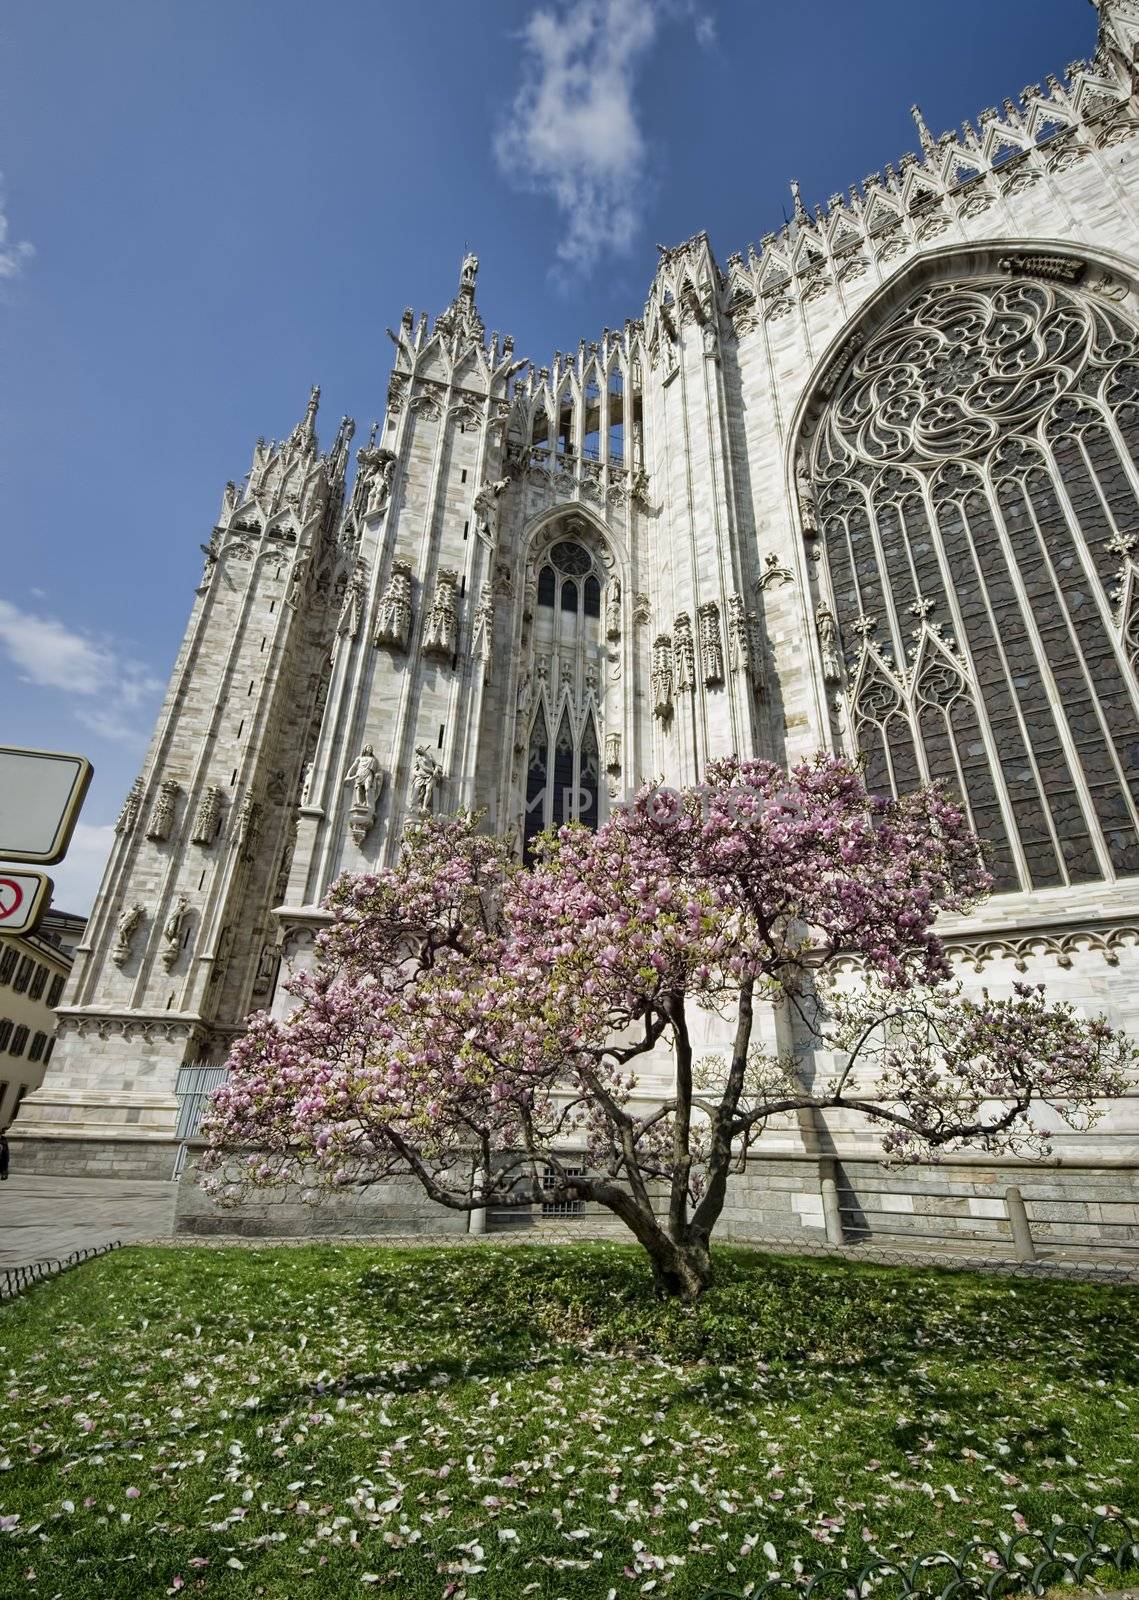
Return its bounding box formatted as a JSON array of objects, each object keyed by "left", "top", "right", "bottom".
[
  {"left": 1, "top": 1240, "right": 121, "bottom": 1302},
  {"left": 699, "top": 1511, "right": 1139, "bottom": 1600}
]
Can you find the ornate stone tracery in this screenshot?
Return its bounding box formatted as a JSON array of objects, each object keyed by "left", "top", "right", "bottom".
[{"left": 806, "top": 260, "right": 1139, "bottom": 893}]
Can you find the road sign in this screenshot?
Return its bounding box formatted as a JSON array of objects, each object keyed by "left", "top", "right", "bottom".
[
  {"left": 0, "top": 870, "right": 52, "bottom": 937},
  {"left": 0, "top": 746, "right": 93, "bottom": 864}
]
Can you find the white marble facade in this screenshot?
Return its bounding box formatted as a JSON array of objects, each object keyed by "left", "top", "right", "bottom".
[{"left": 20, "top": 1, "right": 1139, "bottom": 1184}]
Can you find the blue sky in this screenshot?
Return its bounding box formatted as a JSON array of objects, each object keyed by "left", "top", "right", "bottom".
[{"left": 1, "top": 0, "right": 1097, "bottom": 912}]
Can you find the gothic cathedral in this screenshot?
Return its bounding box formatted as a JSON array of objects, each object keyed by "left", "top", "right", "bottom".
[{"left": 20, "top": 1, "right": 1139, "bottom": 1233}]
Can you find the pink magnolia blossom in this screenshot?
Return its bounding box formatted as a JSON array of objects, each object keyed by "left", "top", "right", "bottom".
[{"left": 200, "top": 757, "right": 1133, "bottom": 1298}]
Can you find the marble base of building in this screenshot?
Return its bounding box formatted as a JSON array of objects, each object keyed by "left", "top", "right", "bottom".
[{"left": 11, "top": 1134, "right": 181, "bottom": 1183}]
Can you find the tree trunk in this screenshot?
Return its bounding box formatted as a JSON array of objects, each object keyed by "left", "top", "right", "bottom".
[{"left": 645, "top": 1230, "right": 714, "bottom": 1302}]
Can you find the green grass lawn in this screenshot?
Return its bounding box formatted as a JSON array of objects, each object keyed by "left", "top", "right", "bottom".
[{"left": 1, "top": 1243, "right": 1137, "bottom": 1599}]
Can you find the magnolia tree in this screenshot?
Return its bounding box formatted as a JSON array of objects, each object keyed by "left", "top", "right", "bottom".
[{"left": 200, "top": 757, "right": 1134, "bottom": 1299}]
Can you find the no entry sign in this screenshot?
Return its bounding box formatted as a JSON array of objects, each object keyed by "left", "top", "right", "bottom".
[
  {"left": 0, "top": 746, "right": 93, "bottom": 864},
  {"left": 0, "top": 870, "right": 52, "bottom": 937}
]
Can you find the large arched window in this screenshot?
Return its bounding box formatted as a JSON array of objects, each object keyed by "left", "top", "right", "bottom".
[
  {"left": 807, "top": 266, "right": 1139, "bottom": 893},
  {"left": 523, "top": 536, "right": 609, "bottom": 859}
]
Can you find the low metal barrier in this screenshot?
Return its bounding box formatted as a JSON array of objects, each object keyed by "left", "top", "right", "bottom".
[
  {"left": 699, "top": 1511, "right": 1139, "bottom": 1599},
  {"left": 1, "top": 1240, "right": 122, "bottom": 1302}
]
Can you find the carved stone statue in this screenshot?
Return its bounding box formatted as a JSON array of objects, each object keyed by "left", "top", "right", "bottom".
[
  {"left": 111, "top": 903, "right": 145, "bottom": 967},
  {"left": 516, "top": 668, "right": 532, "bottom": 715},
  {"left": 285, "top": 553, "right": 309, "bottom": 610},
  {"left": 796, "top": 454, "right": 820, "bottom": 537},
  {"left": 374, "top": 558, "right": 413, "bottom": 651},
  {"left": 300, "top": 761, "right": 314, "bottom": 806},
  {"left": 235, "top": 794, "right": 261, "bottom": 860},
  {"left": 344, "top": 745, "right": 383, "bottom": 846},
  {"left": 344, "top": 745, "right": 381, "bottom": 813},
  {"left": 411, "top": 746, "right": 442, "bottom": 815},
  {"left": 473, "top": 478, "right": 510, "bottom": 546},
  {"left": 605, "top": 730, "right": 621, "bottom": 773},
  {"left": 146, "top": 780, "right": 180, "bottom": 843},
  {"left": 816, "top": 603, "right": 844, "bottom": 683},
  {"left": 160, "top": 895, "right": 189, "bottom": 972},
  {"left": 190, "top": 784, "right": 223, "bottom": 847},
  {"left": 460, "top": 251, "right": 479, "bottom": 291},
  {"left": 337, "top": 560, "right": 367, "bottom": 641},
  {"left": 423, "top": 568, "right": 459, "bottom": 658},
  {"left": 728, "top": 592, "right": 762, "bottom": 688},
  {"left": 115, "top": 777, "right": 143, "bottom": 836},
  {"left": 605, "top": 580, "right": 622, "bottom": 640}
]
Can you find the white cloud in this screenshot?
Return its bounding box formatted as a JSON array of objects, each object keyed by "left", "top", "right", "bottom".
[
  {"left": 48, "top": 822, "right": 116, "bottom": 918},
  {"left": 495, "top": 0, "right": 716, "bottom": 275},
  {"left": 0, "top": 174, "right": 33, "bottom": 279},
  {"left": 0, "top": 598, "right": 162, "bottom": 745}
]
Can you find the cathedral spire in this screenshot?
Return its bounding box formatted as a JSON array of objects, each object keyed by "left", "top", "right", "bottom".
[{"left": 910, "top": 103, "right": 937, "bottom": 155}]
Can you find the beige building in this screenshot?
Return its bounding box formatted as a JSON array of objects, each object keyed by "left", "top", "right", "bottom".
[
  {"left": 0, "top": 910, "right": 84, "bottom": 1131},
  {"left": 16, "top": 0, "right": 1139, "bottom": 1241}
]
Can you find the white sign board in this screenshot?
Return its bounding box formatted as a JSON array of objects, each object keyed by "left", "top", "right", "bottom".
[
  {"left": 0, "top": 870, "right": 52, "bottom": 936},
  {"left": 0, "top": 746, "right": 93, "bottom": 864}
]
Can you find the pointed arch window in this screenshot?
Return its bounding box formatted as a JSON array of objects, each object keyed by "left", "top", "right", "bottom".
[{"left": 806, "top": 268, "right": 1139, "bottom": 893}]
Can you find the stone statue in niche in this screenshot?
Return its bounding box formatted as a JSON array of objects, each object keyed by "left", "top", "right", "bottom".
[
  {"left": 471, "top": 582, "right": 494, "bottom": 663},
  {"left": 344, "top": 745, "right": 383, "bottom": 846},
  {"left": 605, "top": 580, "right": 622, "bottom": 640},
  {"left": 374, "top": 559, "right": 413, "bottom": 651},
  {"left": 816, "top": 603, "right": 844, "bottom": 683},
  {"left": 337, "top": 560, "right": 367, "bottom": 641},
  {"left": 344, "top": 745, "right": 382, "bottom": 814},
  {"left": 160, "top": 895, "right": 189, "bottom": 972},
  {"left": 796, "top": 454, "right": 820, "bottom": 538},
  {"left": 112, "top": 904, "right": 145, "bottom": 967},
  {"left": 411, "top": 746, "right": 442, "bottom": 815},
  {"left": 146, "top": 780, "right": 180, "bottom": 843}
]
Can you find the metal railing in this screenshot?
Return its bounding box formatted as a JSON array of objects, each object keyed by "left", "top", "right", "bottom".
[
  {"left": 699, "top": 1511, "right": 1139, "bottom": 1600},
  {"left": 1, "top": 1240, "right": 121, "bottom": 1302}
]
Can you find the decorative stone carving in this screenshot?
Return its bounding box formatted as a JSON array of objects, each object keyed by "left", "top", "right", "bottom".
[
  {"left": 190, "top": 785, "right": 223, "bottom": 847},
  {"left": 337, "top": 560, "right": 367, "bottom": 641},
  {"left": 652, "top": 634, "right": 674, "bottom": 720},
  {"left": 698, "top": 601, "right": 724, "bottom": 686},
  {"left": 374, "top": 558, "right": 413, "bottom": 651},
  {"left": 758, "top": 552, "right": 794, "bottom": 590},
  {"left": 605, "top": 731, "right": 621, "bottom": 774},
  {"left": 605, "top": 580, "right": 622, "bottom": 640},
  {"left": 160, "top": 895, "right": 189, "bottom": 971},
  {"left": 115, "top": 778, "right": 143, "bottom": 836},
  {"left": 728, "top": 593, "right": 762, "bottom": 686},
  {"left": 816, "top": 603, "right": 844, "bottom": 684},
  {"left": 423, "top": 568, "right": 459, "bottom": 659},
  {"left": 344, "top": 745, "right": 383, "bottom": 845},
  {"left": 998, "top": 252, "right": 1086, "bottom": 284},
  {"left": 111, "top": 903, "right": 145, "bottom": 967},
  {"left": 198, "top": 529, "right": 221, "bottom": 588},
  {"left": 674, "top": 612, "right": 695, "bottom": 692},
  {"left": 471, "top": 582, "right": 494, "bottom": 663},
  {"left": 411, "top": 746, "right": 442, "bottom": 815},
  {"left": 633, "top": 593, "right": 651, "bottom": 626},
  {"left": 146, "top": 780, "right": 180, "bottom": 843},
  {"left": 300, "top": 761, "right": 314, "bottom": 806}
]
